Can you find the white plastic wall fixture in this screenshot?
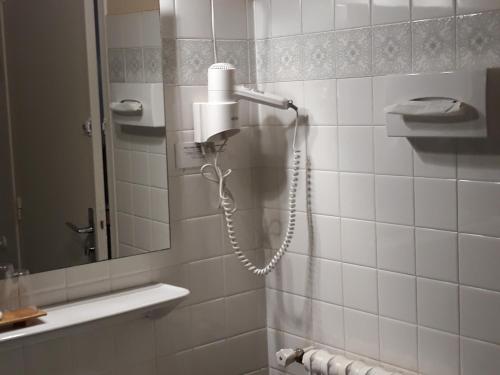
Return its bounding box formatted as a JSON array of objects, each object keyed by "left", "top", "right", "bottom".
[
  {"left": 110, "top": 83, "right": 165, "bottom": 127},
  {"left": 193, "top": 101, "right": 240, "bottom": 143},
  {"left": 384, "top": 69, "right": 500, "bottom": 138}
]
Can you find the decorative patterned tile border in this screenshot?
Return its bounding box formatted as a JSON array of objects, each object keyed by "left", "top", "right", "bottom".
[
  {"left": 457, "top": 11, "right": 500, "bottom": 69},
  {"left": 109, "top": 47, "right": 162, "bottom": 83},
  {"left": 336, "top": 27, "right": 372, "bottom": 78},
  {"left": 412, "top": 17, "right": 456, "bottom": 73},
  {"left": 217, "top": 40, "right": 251, "bottom": 84},
  {"left": 303, "top": 32, "right": 336, "bottom": 80},
  {"left": 373, "top": 23, "right": 411, "bottom": 75},
  {"left": 272, "top": 36, "right": 303, "bottom": 82}
]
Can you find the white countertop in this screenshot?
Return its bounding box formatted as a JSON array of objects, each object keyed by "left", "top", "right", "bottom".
[{"left": 0, "top": 283, "right": 189, "bottom": 344}]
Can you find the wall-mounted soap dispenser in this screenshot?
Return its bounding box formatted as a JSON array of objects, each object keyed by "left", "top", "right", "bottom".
[{"left": 383, "top": 68, "right": 500, "bottom": 138}]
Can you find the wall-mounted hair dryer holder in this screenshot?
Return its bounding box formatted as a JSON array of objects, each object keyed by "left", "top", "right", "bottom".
[
  {"left": 193, "top": 63, "right": 296, "bottom": 144},
  {"left": 193, "top": 101, "right": 240, "bottom": 144}
]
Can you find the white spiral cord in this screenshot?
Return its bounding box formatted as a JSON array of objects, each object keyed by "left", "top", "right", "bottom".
[{"left": 201, "top": 113, "right": 301, "bottom": 276}]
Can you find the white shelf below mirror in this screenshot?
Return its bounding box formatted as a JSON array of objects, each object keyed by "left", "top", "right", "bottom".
[{"left": 0, "top": 283, "right": 189, "bottom": 345}]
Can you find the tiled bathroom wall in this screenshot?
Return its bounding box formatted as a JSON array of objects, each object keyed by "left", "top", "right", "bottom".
[
  {"left": 4, "top": 1, "right": 500, "bottom": 375},
  {"left": 246, "top": 1, "right": 500, "bottom": 375}
]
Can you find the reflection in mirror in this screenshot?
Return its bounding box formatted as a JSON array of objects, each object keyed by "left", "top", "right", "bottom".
[
  {"left": 0, "top": 0, "right": 170, "bottom": 275},
  {"left": 105, "top": 1, "right": 170, "bottom": 258}
]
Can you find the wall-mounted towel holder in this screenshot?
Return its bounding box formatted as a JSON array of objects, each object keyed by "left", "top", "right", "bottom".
[
  {"left": 110, "top": 99, "right": 143, "bottom": 116},
  {"left": 383, "top": 68, "right": 500, "bottom": 138},
  {"left": 109, "top": 83, "right": 165, "bottom": 128}
]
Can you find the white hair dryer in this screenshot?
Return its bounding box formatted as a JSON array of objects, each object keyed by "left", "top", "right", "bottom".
[
  {"left": 196, "top": 62, "right": 301, "bottom": 277},
  {"left": 193, "top": 63, "right": 297, "bottom": 143}
]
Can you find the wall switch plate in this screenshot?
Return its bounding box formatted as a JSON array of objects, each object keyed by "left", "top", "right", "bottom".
[{"left": 174, "top": 142, "right": 206, "bottom": 169}]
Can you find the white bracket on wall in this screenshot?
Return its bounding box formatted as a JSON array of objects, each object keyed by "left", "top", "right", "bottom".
[{"left": 383, "top": 68, "right": 500, "bottom": 138}]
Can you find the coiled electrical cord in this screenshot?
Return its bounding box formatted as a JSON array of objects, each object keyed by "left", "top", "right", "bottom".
[{"left": 201, "top": 110, "right": 300, "bottom": 276}]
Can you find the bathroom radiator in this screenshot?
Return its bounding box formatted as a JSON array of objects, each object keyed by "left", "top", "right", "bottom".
[{"left": 276, "top": 347, "right": 401, "bottom": 375}]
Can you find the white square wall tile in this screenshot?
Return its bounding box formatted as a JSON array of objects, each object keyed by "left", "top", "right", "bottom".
[
  {"left": 121, "top": 13, "right": 143, "bottom": 47},
  {"left": 460, "top": 286, "right": 500, "bottom": 344},
  {"left": 66, "top": 262, "right": 109, "bottom": 287},
  {"left": 340, "top": 173, "right": 375, "bottom": 220},
  {"left": 271, "top": 0, "right": 301, "bottom": 37},
  {"left": 376, "top": 223, "right": 415, "bottom": 275},
  {"left": 223, "top": 252, "right": 260, "bottom": 296},
  {"left": 149, "top": 154, "right": 168, "bottom": 189},
  {"left": 310, "top": 171, "right": 340, "bottom": 216},
  {"left": 133, "top": 217, "right": 153, "bottom": 250},
  {"left": 302, "top": 0, "right": 335, "bottom": 33},
  {"left": 375, "top": 175, "right": 414, "bottom": 226},
  {"left": 344, "top": 308, "right": 380, "bottom": 359},
  {"left": 373, "top": 127, "right": 413, "bottom": 176},
  {"left": 372, "top": 0, "right": 409, "bottom": 25},
  {"left": 416, "top": 228, "right": 458, "bottom": 283},
  {"left": 459, "top": 234, "right": 500, "bottom": 292},
  {"left": 414, "top": 178, "right": 457, "bottom": 231},
  {"left": 379, "top": 318, "right": 417, "bottom": 371},
  {"left": 142, "top": 11, "right": 162, "bottom": 46},
  {"left": 412, "top": 0, "right": 454, "bottom": 20},
  {"left": 160, "top": 0, "right": 176, "bottom": 38},
  {"left": 339, "top": 126, "right": 374, "bottom": 173},
  {"left": 378, "top": 271, "right": 416, "bottom": 323},
  {"left": 341, "top": 218, "right": 376, "bottom": 267},
  {"left": 417, "top": 278, "right": 459, "bottom": 334},
  {"left": 413, "top": 139, "right": 456, "bottom": 179},
  {"left": 116, "top": 182, "right": 133, "bottom": 214},
  {"left": 174, "top": 215, "right": 223, "bottom": 262},
  {"left": 307, "top": 126, "right": 338, "bottom": 171},
  {"left": 267, "top": 252, "right": 309, "bottom": 297},
  {"left": 132, "top": 185, "right": 151, "bottom": 218},
  {"left": 252, "top": 0, "right": 272, "bottom": 39},
  {"left": 188, "top": 258, "right": 225, "bottom": 304},
  {"left": 267, "top": 289, "right": 311, "bottom": 337},
  {"left": 372, "top": 75, "right": 388, "bottom": 125},
  {"left": 304, "top": 79, "right": 337, "bottom": 125},
  {"left": 311, "top": 214, "right": 342, "bottom": 261},
  {"left": 312, "top": 300, "right": 344, "bottom": 348},
  {"left": 213, "top": 0, "right": 248, "bottom": 39},
  {"left": 311, "top": 258, "right": 343, "bottom": 305},
  {"left": 131, "top": 151, "right": 150, "bottom": 185},
  {"left": 190, "top": 299, "right": 226, "bottom": 346},
  {"left": 117, "top": 213, "right": 134, "bottom": 245},
  {"left": 419, "top": 327, "right": 459, "bottom": 375},
  {"left": 337, "top": 77, "right": 372, "bottom": 125},
  {"left": 458, "top": 180, "right": 500, "bottom": 238},
  {"left": 151, "top": 188, "right": 169, "bottom": 223},
  {"left": 106, "top": 15, "right": 124, "bottom": 48},
  {"left": 461, "top": 337, "right": 500, "bottom": 375},
  {"left": 151, "top": 222, "right": 170, "bottom": 249},
  {"left": 335, "top": 0, "right": 370, "bottom": 29},
  {"left": 113, "top": 319, "right": 155, "bottom": 365},
  {"left": 457, "top": 0, "right": 500, "bottom": 14},
  {"left": 457, "top": 139, "right": 500, "bottom": 182},
  {"left": 225, "top": 291, "right": 265, "bottom": 337},
  {"left": 175, "top": 0, "right": 212, "bottom": 38},
  {"left": 343, "top": 263, "right": 378, "bottom": 314}
]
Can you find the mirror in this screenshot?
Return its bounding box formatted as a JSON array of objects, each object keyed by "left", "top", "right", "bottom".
[{"left": 0, "top": 0, "right": 170, "bottom": 275}]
